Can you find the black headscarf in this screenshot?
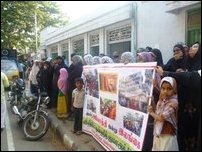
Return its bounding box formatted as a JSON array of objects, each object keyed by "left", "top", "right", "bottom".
[
  {"left": 187, "top": 43, "right": 201, "bottom": 71},
  {"left": 163, "top": 44, "right": 187, "bottom": 72},
  {"left": 173, "top": 44, "right": 186, "bottom": 58},
  {"left": 150, "top": 49, "right": 164, "bottom": 66}
]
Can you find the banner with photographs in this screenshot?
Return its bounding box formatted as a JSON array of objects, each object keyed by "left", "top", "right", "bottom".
[{"left": 82, "top": 62, "right": 156, "bottom": 151}]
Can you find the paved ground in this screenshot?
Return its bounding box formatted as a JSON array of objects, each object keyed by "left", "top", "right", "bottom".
[{"left": 48, "top": 109, "right": 105, "bottom": 151}]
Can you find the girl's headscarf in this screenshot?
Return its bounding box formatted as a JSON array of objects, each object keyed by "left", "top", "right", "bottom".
[
  {"left": 92, "top": 56, "right": 101, "bottom": 65},
  {"left": 57, "top": 68, "right": 68, "bottom": 95},
  {"left": 83, "top": 54, "right": 93, "bottom": 65},
  {"left": 120, "top": 52, "right": 135, "bottom": 64},
  {"left": 100, "top": 56, "right": 114, "bottom": 64},
  {"left": 154, "top": 76, "right": 178, "bottom": 136},
  {"left": 160, "top": 76, "right": 177, "bottom": 94}
]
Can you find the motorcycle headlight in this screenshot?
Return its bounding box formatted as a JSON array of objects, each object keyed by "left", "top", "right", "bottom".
[{"left": 44, "top": 97, "right": 50, "bottom": 104}]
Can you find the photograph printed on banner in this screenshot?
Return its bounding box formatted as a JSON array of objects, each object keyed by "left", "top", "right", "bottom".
[
  {"left": 99, "top": 72, "right": 118, "bottom": 94},
  {"left": 83, "top": 68, "right": 99, "bottom": 98},
  {"left": 100, "top": 97, "right": 116, "bottom": 120},
  {"left": 87, "top": 98, "right": 97, "bottom": 113},
  {"left": 123, "top": 112, "right": 144, "bottom": 137},
  {"left": 118, "top": 70, "right": 152, "bottom": 113}
]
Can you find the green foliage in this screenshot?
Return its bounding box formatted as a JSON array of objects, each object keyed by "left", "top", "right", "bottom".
[{"left": 1, "top": 1, "right": 68, "bottom": 52}]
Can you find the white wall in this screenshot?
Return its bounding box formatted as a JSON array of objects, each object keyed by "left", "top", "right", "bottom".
[
  {"left": 40, "top": 27, "right": 58, "bottom": 44},
  {"left": 40, "top": 1, "right": 200, "bottom": 64},
  {"left": 44, "top": 3, "right": 132, "bottom": 46},
  {"left": 136, "top": 1, "right": 186, "bottom": 63}
]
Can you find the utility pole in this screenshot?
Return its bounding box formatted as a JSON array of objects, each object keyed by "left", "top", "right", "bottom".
[{"left": 35, "top": 10, "right": 38, "bottom": 52}]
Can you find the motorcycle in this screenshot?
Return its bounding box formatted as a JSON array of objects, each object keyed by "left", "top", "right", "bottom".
[
  {"left": 7, "top": 78, "right": 26, "bottom": 114},
  {"left": 12, "top": 85, "right": 50, "bottom": 141}
]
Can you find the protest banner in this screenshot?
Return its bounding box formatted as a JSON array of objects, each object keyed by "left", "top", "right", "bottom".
[{"left": 82, "top": 62, "right": 157, "bottom": 151}]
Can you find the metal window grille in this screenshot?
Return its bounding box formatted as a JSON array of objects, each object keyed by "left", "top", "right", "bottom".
[
  {"left": 73, "top": 39, "right": 84, "bottom": 56},
  {"left": 90, "top": 34, "right": 99, "bottom": 46},
  {"left": 61, "top": 43, "right": 68, "bottom": 51},
  {"left": 51, "top": 46, "right": 57, "bottom": 52},
  {"left": 108, "top": 25, "right": 131, "bottom": 42}
]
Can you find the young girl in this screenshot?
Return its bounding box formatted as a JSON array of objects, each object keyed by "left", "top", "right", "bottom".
[
  {"left": 57, "top": 68, "right": 68, "bottom": 118},
  {"left": 72, "top": 77, "right": 85, "bottom": 135},
  {"left": 148, "top": 76, "right": 179, "bottom": 151}
]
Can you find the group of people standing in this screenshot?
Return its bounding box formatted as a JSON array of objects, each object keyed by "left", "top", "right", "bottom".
[
  {"left": 79, "top": 42, "right": 200, "bottom": 151},
  {"left": 158, "top": 42, "right": 201, "bottom": 151},
  {"left": 139, "top": 42, "right": 200, "bottom": 151},
  {"left": 24, "top": 41, "right": 200, "bottom": 150},
  {"left": 26, "top": 54, "right": 85, "bottom": 135},
  {"left": 27, "top": 54, "right": 83, "bottom": 116}
]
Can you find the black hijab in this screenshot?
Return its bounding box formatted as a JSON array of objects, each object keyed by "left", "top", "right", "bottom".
[{"left": 187, "top": 43, "right": 201, "bottom": 71}]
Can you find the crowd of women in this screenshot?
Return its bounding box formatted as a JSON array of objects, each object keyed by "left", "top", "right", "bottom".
[{"left": 26, "top": 41, "right": 200, "bottom": 151}]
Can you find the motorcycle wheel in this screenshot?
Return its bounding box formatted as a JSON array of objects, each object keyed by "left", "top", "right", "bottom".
[{"left": 22, "top": 112, "right": 50, "bottom": 141}]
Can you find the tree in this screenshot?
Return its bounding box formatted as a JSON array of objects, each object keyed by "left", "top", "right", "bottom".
[{"left": 1, "top": 1, "right": 68, "bottom": 52}]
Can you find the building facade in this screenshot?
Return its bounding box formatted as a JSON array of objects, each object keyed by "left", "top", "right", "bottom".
[{"left": 39, "top": 1, "right": 201, "bottom": 65}]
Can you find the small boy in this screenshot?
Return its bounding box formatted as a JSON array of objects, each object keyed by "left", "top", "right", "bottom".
[{"left": 71, "top": 77, "right": 85, "bottom": 135}]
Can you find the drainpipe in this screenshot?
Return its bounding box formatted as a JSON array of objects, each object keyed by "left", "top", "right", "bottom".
[{"left": 131, "top": 2, "right": 138, "bottom": 62}]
